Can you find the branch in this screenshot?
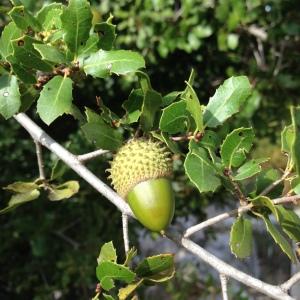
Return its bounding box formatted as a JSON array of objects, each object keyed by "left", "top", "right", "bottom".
[
  {"left": 77, "top": 149, "right": 109, "bottom": 162},
  {"left": 184, "top": 195, "right": 300, "bottom": 238},
  {"left": 219, "top": 273, "right": 229, "bottom": 300},
  {"left": 280, "top": 272, "right": 300, "bottom": 292},
  {"left": 122, "top": 213, "right": 130, "bottom": 254},
  {"left": 14, "top": 113, "right": 133, "bottom": 217},
  {"left": 260, "top": 169, "right": 291, "bottom": 196},
  {"left": 14, "top": 113, "right": 297, "bottom": 300},
  {"left": 34, "top": 140, "right": 46, "bottom": 180},
  {"left": 180, "top": 238, "right": 293, "bottom": 300}
]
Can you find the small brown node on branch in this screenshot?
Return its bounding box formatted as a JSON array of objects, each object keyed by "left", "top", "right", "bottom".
[
  {"left": 223, "top": 168, "right": 231, "bottom": 177},
  {"left": 194, "top": 131, "right": 204, "bottom": 142},
  {"left": 95, "top": 283, "right": 101, "bottom": 293}
]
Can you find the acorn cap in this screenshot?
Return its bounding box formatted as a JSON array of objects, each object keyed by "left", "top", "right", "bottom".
[{"left": 108, "top": 138, "right": 172, "bottom": 198}]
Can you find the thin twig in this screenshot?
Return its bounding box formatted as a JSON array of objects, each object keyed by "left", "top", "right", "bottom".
[
  {"left": 77, "top": 149, "right": 109, "bottom": 162},
  {"left": 34, "top": 140, "right": 46, "bottom": 180},
  {"left": 260, "top": 170, "right": 291, "bottom": 196},
  {"left": 14, "top": 113, "right": 133, "bottom": 217},
  {"left": 280, "top": 272, "right": 300, "bottom": 292},
  {"left": 184, "top": 195, "right": 300, "bottom": 238},
  {"left": 219, "top": 273, "right": 229, "bottom": 300},
  {"left": 122, "top": 213, "right": 130, "bottom": 254},
  {"left": 179, "top": 237, "right": 293, "bottom": 300}
]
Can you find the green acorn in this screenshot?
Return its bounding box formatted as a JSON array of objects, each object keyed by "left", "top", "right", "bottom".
[{"left": 108, "top": 138, "right": 175, "bottom": 232}]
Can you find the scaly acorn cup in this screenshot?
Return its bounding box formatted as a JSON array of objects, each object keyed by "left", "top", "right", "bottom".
[{"left": 108, "top": 138, "right": 175, "bottom": 232}]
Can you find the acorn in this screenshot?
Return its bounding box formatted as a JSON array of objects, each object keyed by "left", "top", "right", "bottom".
[{"left": 108, "top": 138, "right": 175, "bottom": 232}]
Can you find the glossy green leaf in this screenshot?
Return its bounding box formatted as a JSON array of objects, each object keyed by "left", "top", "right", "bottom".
[
  {"left": 48, "top": 181, "right": 79, "bottom": 201},
  {"left": 8, "top": 5, "right": 41, "bottom": 31},
  {"left": 151, "top": 131, "right": 181, "bottom": 154},
  {"left": 199, "top": 130, "right": 220, "bottom": 151},
  {"left": 0, "top": 74, "right": 21, "bottom": 119},
  {"left": 94, "top": 22, "right": 116, "bottom": 50},
  {"left": 3, "top": 181, "right": 38, "bottom": 193},
  {"left": 33, "top": 44, "right": 67, "bottom": 64},
  {"left": 37, "top": 75, "right": 73, "bottom": 125},
  {"left": 230, "top": 216, "right": 253, "bottom": 258},
  {"left": 162, "top": 91, "right": 181, "bottom": 107},
  {"left": 259, "top": 214, "right": 297, "bottom": 262},
  {"left": 220, "top": 127, "right": 254, "bottom": 168},
  {"left": 12, "top": 36, "right": 53, "bottom": 72},
  {"left": 121, "top": 89, "right": 143, "bottom": 124},
  {"left": 81, "top": 122, "right": 122, "bottom": 151},
  {"left": 60, "top": 0, "right": 93, "bottom": 56},
  {"left": 82, "top": 50, "right": 145, "bottom": 78},
  {"left": 118, "top": 279, "right": 143, "bottom": 300},
  {"left": 184, "top": 146, "right": 221, "bottom": 193},
  {"left": 78, "top": 34, "right": 99, "bottom": 58},
  {"left": 135, "top": 254, "right": 174, "bottom": 281},
  {"left": 203, "top": 76, "right": 252, "bottom": 127},
  {"left": 0, "top": 22, "right": 22, "bottom": 59},
  {"left": 36, "top": 3, "right": 63, "bottom": 28},
  {"left": 140, "top": 89, "right": 162, "bottom": 132},
  {"left": 182, "top": 82, "right": 203, "bottom": 132},
  {"left": 84, "top": 107, "right": 103, "bottom": 123},
  {"left": 7, "top": 55, "right": 36, "bottom": 84},
  {"left": 277, "top": 206, "right": 300, "bottom": 242},
  {"left": 233, "top": 158, "right": 268, "bottom": 181},
  {"left": 251, "top": 195, "right": 279, "bottom": 220},
  {"left": 97, "top": 241, "right": 117, "bottom": 265},
  {"left": 36, "top": 3, "right": 63, "bottom": 30},
  {"left": 159, "top": 100, "right": 189, "bottom": 134},
  {"left": 291, "top": 106, "right": 300, "bottom": 175},
  {"left": 96, "top": 261, "right": 135, "bottom": 291},
  {"left": 0, "top": 189, "right": 40, "bottom": 215}
]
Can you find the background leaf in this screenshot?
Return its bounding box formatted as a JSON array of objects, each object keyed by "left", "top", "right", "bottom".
[
  {"left": 203, "top": 76, "right": 251, "bottom": 127},
  {"left": 37, "top": 75, "right": 73, "bottom": 125}
]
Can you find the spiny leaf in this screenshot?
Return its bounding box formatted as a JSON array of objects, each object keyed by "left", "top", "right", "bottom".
[
  {"left": 230, "top": 216, "right": 253, "bottom": 258},
  {"left": 37, "top": 75, "right": 73, "bottom": 125},
  {"left": 0, "top": 22, "right": 22, "bottom": 58},
  {"left": 0, "top": 74, "right": 21, "bottom": 119},
  {"left": 61, "top": 0, "right": 93, "bottom": 56},
  {"left": 159, "top": 100, "right": 189, "bottom": 134},
  {"left": 96, "top": 261, "right": 135, "bottom": 291},
  {"left": 203, "top": 76, "right": 252, "bottom": 128},
  {"left": 220, "top": 127, "right": 254, "bottom": 169},
  {"left": 184, "top": 145, "right": 221, "bottom": 193},
  {"left": 97, "top": 241, "right": 117, "bottom": 265},
  {"left": 118, "top": 279, "right": 143, "bottom": 300},
  {"left": 81, "top": 50, "right": 145, "bottom": 78}
]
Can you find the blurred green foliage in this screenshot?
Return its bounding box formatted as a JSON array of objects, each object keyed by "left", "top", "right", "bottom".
[{"left": 0, "top": 0, "right": 299, "bottom": 299}]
